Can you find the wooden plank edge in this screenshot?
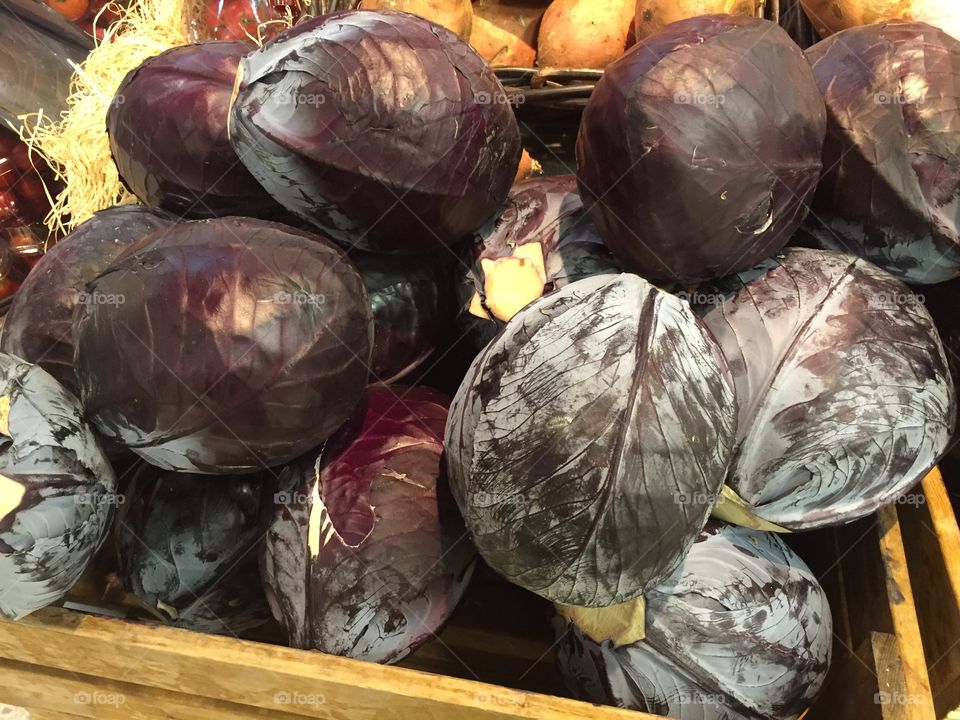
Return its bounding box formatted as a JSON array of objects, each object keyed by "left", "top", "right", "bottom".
[
  {"left": 877, "top": 505, "right": 937, "bottom": 720},
  {"left": 0, "top": 608, "right": 651, "bottom": 720},
  {"left": 920, "top": 468, "right": 960, "bottom": 609}
]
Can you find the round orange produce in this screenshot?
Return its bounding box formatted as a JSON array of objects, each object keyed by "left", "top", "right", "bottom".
[
  {"left": 537, "top": 0, "right": 635, "bottom": 70},
  {"left": 799, "top": 0, "right": 958, "bottom": 39},
  {"left": 635, "top": 0, "right": 761, "bottom": 41}
]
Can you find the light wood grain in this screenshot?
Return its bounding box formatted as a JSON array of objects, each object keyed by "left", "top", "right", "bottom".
[
  {"left": 877, "top": 505, "right": 937, "bottom": 720},
  {"left": 0, "top": 608, "right": 649, "bottom": 720}
]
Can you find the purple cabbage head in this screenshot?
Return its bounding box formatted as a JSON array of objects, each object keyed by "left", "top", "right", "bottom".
[
  {"left": 804, "top": 22, "right": 960, "bottom": 284},
  {"left": 74, "top": 217, "right": 372, "bottom": 474},
  {"left": 116, "top": 464, "right": 273, "bottom": 635},
  {"left": 445, "top": 274, "right": 737, "bottom": 607},
  {"left": 697, "top": 248, "right": 955, "bottom": 529},
  {"left": 577, "top": 15, "right": 826, "bottom": 283},
  {"left": 229, "top": 11, "right": 522, "bottom": 253},
  {"left": 556, "top": 522, "right": 832, "bottom": 720},
  {"left": 107, "top": 42, "right": 285, "bottom": 219},
  {"left": 0, "top": 205, "right": 175, "bottom": 395},
  {"left": 0, "top": 354, "right": 116, "bottom": 619},
  {"left": 262, "top": 385, "right": 475, "bottom": 664}
]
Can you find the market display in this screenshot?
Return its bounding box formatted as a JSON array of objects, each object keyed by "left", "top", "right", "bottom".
[{"left": 1, "top": 1, "right": 959, "bottom": 717}]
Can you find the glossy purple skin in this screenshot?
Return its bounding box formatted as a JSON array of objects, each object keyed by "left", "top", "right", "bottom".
[
  {"left": 262, "top": 385, "right": 476, "bottom": 664},
  {"left": 698, "top": 248, "right": 955, "bottom": 529},
  {"left": 107, "top": 42, "right": 283, "bottom": 219},
  {"left": 556, "top": 523, "right": 832, "bottom": 720},
  {"left": 354, "top": 252, "right": 452, "bottom": 384},
  {"left": 116, "top": 464, "right": 273, "bottom": 635},
  {"left": 804, "top": 22, "right": 960, "bottom": 284},
  {"left": 0, "top": 205, "right": 175, "bottom": 395},
  {"left": 577, "top": 15, "right": 825, "bottom": 283},
  {"left": 229, "top": 11, "right": 522, "bottom": 253},
  {"left": 74, "top": 217, "right": 373, "bottom": 474}
]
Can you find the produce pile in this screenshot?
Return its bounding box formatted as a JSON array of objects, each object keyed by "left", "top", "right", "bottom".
[{"left": 1, "top": 3, "right": 959, "bottom": 719}]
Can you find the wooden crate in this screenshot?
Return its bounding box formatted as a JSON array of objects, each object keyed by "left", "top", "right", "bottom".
[{"left": 0, "top": 469, "right": 955, "bottom": 720}]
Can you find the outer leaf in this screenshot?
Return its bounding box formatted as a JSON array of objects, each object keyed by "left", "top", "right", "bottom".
[
  {"left": 229, "top": 11, "right": 522, "bottom": 253},
  {"left": 804, "top": 22, "right": 960, "bottom": 284},
  {"left": 74, "top": 217, "right": 372, "bottom": 474},
  {"left": 108, "top": 42, "right": 286, "bottom": 219},
  {"left": 446, "top": 274, "right": 738, "bottom": 607},
  {"left": 0, "top": 354, "right": 116, "bottom": 619},
  {"left": 556, "top": 522, "right": 832, "bottom": 720},
  {"left": 115, "top": 465, "right": 274, "bottom": 635},
  {"left": 698, "top": 248, "right": 955, "bottom": 529},
  {"left": 262, "top": 386, "right": 476, "bottom": 664},
  {"left": 458, "top": 174, "right": 621, "bottom": 343},
  {"left": 577, "top": 15, "right": 825, "bottom": 283},
  {"left": 0, "top": 205, "right": 175, "bottom": 395},
  {"left": 353, "top": 252, "right": 453, "bottom": 385}
]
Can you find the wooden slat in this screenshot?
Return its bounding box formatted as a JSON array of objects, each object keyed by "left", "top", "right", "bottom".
[
  {"left": 0, "top": 608, "right": 649, "bottom": 720},
  {"left": 0, "top": 658, "right": 295, "bottom": 719},
  {"left": 877, "top": 505, "right": 937, "bottom": 720},
  {"left": 899, "top": 468, "right": 960, "bottom": 718}
]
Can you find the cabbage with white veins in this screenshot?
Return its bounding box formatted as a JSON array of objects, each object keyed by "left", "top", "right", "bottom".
[
  {"left": 556, "top": 522, "right": 832, "bottom": 719},
  {"left": 446, "top": 274, "right": 738, "bottom": 607},
  {"left": 0, "top": 354, "right": 116, "bottom": 619},
  {"left": 263, "top": 386, "right": 476, "bottom": 664},
  {"left": 697, "top": 248, "right": 955, "bottom": 529}
]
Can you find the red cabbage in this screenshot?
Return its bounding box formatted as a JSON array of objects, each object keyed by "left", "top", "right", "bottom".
[
  {"left": 0, "top": 205, "right": 175, "bottom": 395},
  {"left": 229, "top": 11, "right": 522, "bottom": 253},
  {"left": 0, "top": 354, "right": 115, "bottom": 619},
  {"left": 804, "top": 21, "right": 960, "bottom": 284},
  {"left": 577, "top": 15, "right": 826, "bottom": 283},
  {"left": 107, "top": 42, "right": 285, "bottom": 219},
  {"left": 446, "top": 274, "right": 737, "bottom": 607},
  {"left": 698, "top": 248, "right": 955, "bottom": 529},
  {"left": 74, "top": 217, "right": 372, "bottom": 474},
  {"left": 556, "top": 522, "right": 832, "bottom": 719},
  {"left": 262, "top": 385, "right": 475, "bottom": 663}
]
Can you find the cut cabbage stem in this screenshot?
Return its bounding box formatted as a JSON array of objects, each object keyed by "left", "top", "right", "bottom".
[
  {"left": 0, "top": 474, "right": 25, "bottom": 523},
  {"left": 556, "top": 597, "right": 646, "bottom": 647},
  {"left": 712, "top": 485, "right": 791, "bottom": 533},
  {"left": 0, "top": 395, "right": 10, "bottom": 436},
  {"left": 473, "top": 242, "right": 547, "bottom": 322}
]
